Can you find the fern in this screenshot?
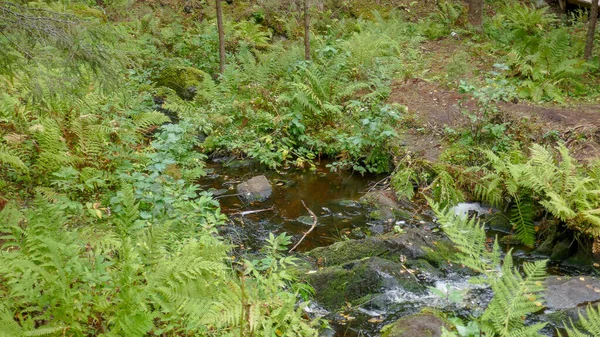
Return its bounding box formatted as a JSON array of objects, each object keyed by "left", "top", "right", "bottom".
[
  {"left": 0, "top": 143, "right": 28, "bottom": 173},
  {"left": 431, "top": 200, "right": 548, "bottom": 337},
  {"left": 431, "top": 201, "right": 502, "bottom": 274},
  {"left": 561, "top": 304, "right": 600, "bottom": 337},
  {"left": 480, "top": 256, "right": 547, "bottom": 337},
  {"left": 132, "top": 111, "right": 170, "bottom": 133},
  {"left": 510, "top": 196, "right": 536, "bottom": 246}
]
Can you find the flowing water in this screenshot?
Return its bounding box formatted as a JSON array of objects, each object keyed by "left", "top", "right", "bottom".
[{"left": 198, "top": 158, "right": 593, "bottom": 337}]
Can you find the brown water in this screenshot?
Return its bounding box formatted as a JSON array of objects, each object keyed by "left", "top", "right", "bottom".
[{"left": 198, "top": 158, "right": 382, "bottom": 252}]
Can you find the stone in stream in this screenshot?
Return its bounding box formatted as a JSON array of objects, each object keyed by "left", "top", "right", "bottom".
[
  {"left": 236, "top": 175, "right": 272, "bottom": 202},
  {"left": 305, "top": 256, "right": 426, "bottom": 310},
  {"left": 359, "top": 190, "right": 415, "bottom": 221},
  {"left": 305, "top": 228, "right": 455, "bottom": 268},
  {"left": 545, "top": 276, "right": 600, "bottom": 311},
  {"left": 381, "top": 311, "right": 450, "bottom": 337},
  {"left": 299, "top": 228, "right": 463, "bottom": 311}
]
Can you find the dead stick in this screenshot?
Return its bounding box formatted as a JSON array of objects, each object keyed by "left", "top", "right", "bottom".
[
  {"left": 289, "top": 200, "right": 317, "bottom": 253},
  {"left": 230, "top": 206, "right": 274, "bottom": 216}
]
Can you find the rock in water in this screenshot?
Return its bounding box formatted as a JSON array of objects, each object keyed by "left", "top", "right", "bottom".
[
  {"left": 545, "top": 276, "right": 600, "bottom": 311},
  {"left": 237, "top": 175, "right": 272, "bottom": 202},
  {"left": 381, "top": 312, "right": 449, "bottom": 337}
]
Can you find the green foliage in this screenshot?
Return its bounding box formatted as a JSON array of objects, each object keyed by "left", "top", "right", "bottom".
[
  {"left": 431, "top": 202, "right": 548, "bottom": 337},
  {"left": 475, "top": 144, "right": 600, "bottom": 243},
  {"left": 485, "top": 2, "right": 594, "bottom": 102},
  {"left": 0, "top": 182, "right": 316, "bottom": 336},
  {"left": 561, "top": 304, "right": 600, "bottom": 337},
  {"left": 479, "top": 257, "right": 547, "bottom": 337},
  {"left": 431, "top": 202, "right": 502, "bottom": 275}
]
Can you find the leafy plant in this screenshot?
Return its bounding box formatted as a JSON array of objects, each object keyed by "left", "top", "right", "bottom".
[{"left": 431, "top": 202, "right": 548, "bottom": 337}]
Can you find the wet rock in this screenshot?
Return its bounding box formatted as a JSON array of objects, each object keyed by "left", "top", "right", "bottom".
[
  {"left": 484, "top": 213, "right": 512, "bottom": 233},
  {"left": 360, "top": 190, "right": 414, "bottom": 221},
  {"left": 210, "top": 188, "right": 229, "bottom": 197},
  {"left": 369, "top": 224, "right": 385, "bottom": 235},
  {"left": 305, "top": 228, "right": 448, "bottom": 268},
  {"left": 297, "top": 215, "right": 314, "bottom": 225},
  {"left": 545, "top": 276, "right": 600, "bottom": 311},
  {"left": 305, "top": 257, "right": 425, "bottom": 310},
  {"left": 381, "top": 311, "right": 449, "bottom": 337},
  {"left": 535, "top": 232, "right": 558, "bottom": 256},
  {"left": 407, "top": 259, "right": 443, "bottom": 278},
  {"left": 551, "top": 238, "right": 574, "bottom": 261},
  {"left": 338, "top": 199, "right": 361, "bottom": 208},
  {"left": 351, "top": 227, "right": 366, "bottom": 239},
  {"left": 237, "top": 175, "right": 272, "bottom": 202}
]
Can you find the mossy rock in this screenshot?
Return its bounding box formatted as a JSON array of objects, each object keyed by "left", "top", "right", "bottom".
[
  {"left": 406, "top": 259, "right": 442, "bottom": 278},
  {"left": 305, "top": 237, "right": 389, "bottom": 267},
  {"left": 360, "top": 190, "right": 415, "bottom": 221},
  {"left": 306, "top": 257, "right": 425, "bottom": 310},
  {"left": 381, "top": 310, "right": 450, "bottom": 337},
  {"left": 153, "top": 66, "right": 208, "bottom": 100},
  {"left": 422, "top": 239, "right": 457, "bottom": 269},
  {"left": 305, "top": 229, "right": 452, "bottom": 268}
]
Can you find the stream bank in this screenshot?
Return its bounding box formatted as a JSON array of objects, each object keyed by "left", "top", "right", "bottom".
[{"left": 199, "top": 157, "right": 600, "bottom": 337}]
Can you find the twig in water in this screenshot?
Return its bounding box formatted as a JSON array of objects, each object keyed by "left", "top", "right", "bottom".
[
  {"left": 289, "top": 200, "right": 317, "bottom": 253},
  {"left": 366, "top": 175, "right": 390, "bottom": 193},
  {"left": 230, "top": 206, "right": 274, "bottom": 216},
  {"left": 214, "top": 193, "right": 243, "bottom": 199}
]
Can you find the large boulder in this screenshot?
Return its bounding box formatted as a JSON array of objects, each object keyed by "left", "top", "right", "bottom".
[
  {"left": 305, "top": 257, "right": 425, "bottom": 310},
  {"left": 381, "top": 311, "right": 450, "bottom": 337},
  {"left": 237, "top": 175, "right": 273, "bottom": 202},
  {"left": 305, "top": 228, "right": 454, "bottom": 268},
  {"left": 153, "top": 66, "right": 209, "bottom": 100},
  {"left": 545, "top": 276, "right": 600, "bottom": 311},
  {"left": 541, "top": 276, "right": 600, "bottom": 329}
]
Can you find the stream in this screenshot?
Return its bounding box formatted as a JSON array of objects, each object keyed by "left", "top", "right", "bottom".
[{"left": 198, "top": 158, "right": 596, "bottom": 337}]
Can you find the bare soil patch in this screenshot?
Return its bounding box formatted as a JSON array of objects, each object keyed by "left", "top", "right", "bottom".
[{"left": 389, "top": 78, "right": 600, "bottom": 163}]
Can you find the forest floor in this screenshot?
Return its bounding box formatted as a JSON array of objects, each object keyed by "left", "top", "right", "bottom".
[{"left": 388, "top": 36, "right": 600, "bottom": 164}]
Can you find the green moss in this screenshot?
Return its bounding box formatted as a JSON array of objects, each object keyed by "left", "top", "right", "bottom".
[
  {"left": 154, "top": 66, "right": 208, "bottom": 100},
  {"left": 306, "top": 257, "right": 425, "bottom": 310},
  {"left": 306, "top": 237, "right": 388, "bottom": 267},
  {"left": 381, "top": 310, "right": 450, "bottom": 337},
  {"left": 422, "top": 239, "right": 456, "bottom": 268}
]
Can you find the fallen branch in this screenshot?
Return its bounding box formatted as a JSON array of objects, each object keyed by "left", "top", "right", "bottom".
[
  {"left": 214, "top": 193, "right": 243, "bottom": 199},
  {"left": 289, "top": 200, "right": 317, "bottom": 253},
  {"left": 230, "top": 206, "right": 274, "bottom": 216}
]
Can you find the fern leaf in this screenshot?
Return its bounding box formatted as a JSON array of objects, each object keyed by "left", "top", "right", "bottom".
[
  {"left": 510, "top": 196, "right": 536, "bottom": 246},
  {"left": 0, "top": 144, "right": 28, "bottom": 172},
  {"left": 132, "top": 111, "right": 170, "bottom": 133}
]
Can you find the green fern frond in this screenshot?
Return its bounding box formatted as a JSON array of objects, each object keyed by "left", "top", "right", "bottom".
[
  {"left": 510, "top": 196, "right": 536, "bottom": 246},
  {"left": 0, "top": 143, "right": 28, "bottom": 172},
  {"left": 562, "top": 304, "right": 600, "bottom": 337},
  {"left": 391, "top": 167, "right": 416, "bottom": 200},
  {"left": 482, "top": 256, "right": 547, "bottom": 337},
  {"left": 430, "top": 201, "right": 501, "bottom": 274},
  {"left": 132, "top": 111, "right": 170, "bottom": 133}
]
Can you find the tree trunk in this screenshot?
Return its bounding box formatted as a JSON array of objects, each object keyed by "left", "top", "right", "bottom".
[
  {"left": 468, "top": 0, "right": 483, "bottom": 29},
  {"left": 584, "top": 0, "right": 599, "bottom": 61},
  {"left": 304, "top": 0, "right": 310, "bottom": 61},
  {"left": 216, "top": 0, "right": 226, "bottom": 74}
]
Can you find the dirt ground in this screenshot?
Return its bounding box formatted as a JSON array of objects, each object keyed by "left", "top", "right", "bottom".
[{"left": 389, "top": 77, "right": 600, "bottom": 163}]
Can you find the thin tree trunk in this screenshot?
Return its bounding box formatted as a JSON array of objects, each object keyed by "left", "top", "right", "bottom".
[
  {"left": 468, "top": 0, "right": 483, "bottom": 29},
  {"left": 584, "top": 0, "right": 599, "bottom": 61},
  {"left": 304, "top": 0, "right": 310, "bottom": 61},
  {"left": 216, "top": 0, "right": 226, "bottom": 74}
]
